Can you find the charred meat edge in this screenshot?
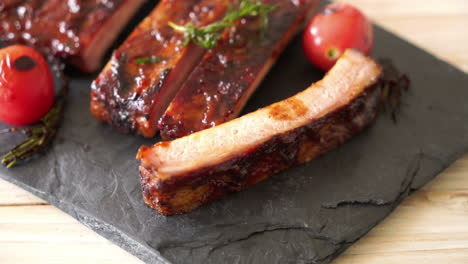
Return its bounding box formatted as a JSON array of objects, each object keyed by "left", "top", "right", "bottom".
[
  {"left": 138, "top": 50, "right": 383, "bottom": 215},
  {"left": 90, "top": 0, "right": 231, "bottom": 138},
  {"left": 158, "top": 0, "right": 319, "bottom": 140}
]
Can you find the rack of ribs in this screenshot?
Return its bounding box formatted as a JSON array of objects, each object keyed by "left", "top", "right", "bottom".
[
  {"left": 0, "top": 0, "right": 146, "bottom": 72},
  {"left": 91, "top": 0, "right": 318, "bottom": 138},
  {"left": 138, "top": 50, "right": 383, "bottom": 215},
  {"left": 159, "top": 0, "right": 319, "bottom": 140},
  {"left": 90, "top": 0, "right": 232, "bottom": 137}
]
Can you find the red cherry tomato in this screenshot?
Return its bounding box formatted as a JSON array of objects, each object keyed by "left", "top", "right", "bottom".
[
  {"left": 302, "top": 2, "right": 374, "bottom": 72},
  {"left": 0, "top": 45, "right": 54, "bottom": 126}
]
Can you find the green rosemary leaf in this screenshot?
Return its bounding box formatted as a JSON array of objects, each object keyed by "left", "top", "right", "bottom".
[
  {"left": 169, "top": 0, "right": 279, "bottom": 49},
  {"left": 134, "top": 56, "right": 167, "bottom": 64}
]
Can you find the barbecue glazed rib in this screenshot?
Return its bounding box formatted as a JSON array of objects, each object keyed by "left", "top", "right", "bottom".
[
  {"left": 0, "top": 0, "right": 146, "bottom": 72},
  {"left": 158, "top": 0, "right": 319, "bottom": 140},
  {"left": 138, "top": 50, "right": 383, "bottom": 215},
  {"left": 90, "top": 0, "right": 231, "bottom": 138}
]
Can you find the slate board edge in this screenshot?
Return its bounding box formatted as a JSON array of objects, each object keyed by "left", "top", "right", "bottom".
[
  {"left": 0, "top": 174, "right": 169, "bottom": 264},
  {"left": 316, "top": 23, "right": 468, "bottom": 262},
  {"left": 2, "top": 141, "right": 464, "bottom": 264},
  {"left": 1, "top": 23, "right": 468, "bottom": 264}
]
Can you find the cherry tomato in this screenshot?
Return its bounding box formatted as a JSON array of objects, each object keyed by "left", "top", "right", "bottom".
[
  {"left": 0, "top": 45, "right": 54, "bottom": 126},
  {"left": 302, "top": 2, "right": 373, "bottom": 72}
]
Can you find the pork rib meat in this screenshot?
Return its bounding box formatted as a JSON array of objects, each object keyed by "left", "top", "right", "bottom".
[{"left": 138, "top": 50, "right": 383, "bottom": 215}]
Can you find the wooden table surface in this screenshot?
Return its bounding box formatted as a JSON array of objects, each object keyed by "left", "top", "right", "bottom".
[{"left": 1, "top": 0, "right": 468, "bottom": 263}]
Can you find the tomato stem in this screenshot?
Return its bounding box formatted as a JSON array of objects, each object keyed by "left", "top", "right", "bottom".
[{"left": 326, "top": 48, "right": 340, "bottom": 60}]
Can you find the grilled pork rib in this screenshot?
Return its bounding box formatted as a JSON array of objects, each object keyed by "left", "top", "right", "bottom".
[
  {"left": 138, "top": 50, "right": 383, "bottom": 215},
  {"left": 90, "top": 0, "right": 231, "bottom": 137},
  {"left": 0, "top": 0, "right": 146, "bottom": 72},
  {"left": 158, "top": 0, "right": 319, "bottom": 140}
]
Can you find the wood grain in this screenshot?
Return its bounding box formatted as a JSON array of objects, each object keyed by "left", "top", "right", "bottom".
[
  {"left": 0, "top": 205, "right": 141, "bottom": 263},
  {"left": 1, "top": 0, "right": 468, "bottom": 263},
  {"left": 0, "top": 180, "right": 46, "bottom": 206},
  {"left": 334, "top": 154, "right": 468, "bottom": 264}
]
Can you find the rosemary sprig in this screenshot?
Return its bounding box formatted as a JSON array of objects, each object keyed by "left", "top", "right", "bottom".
[
  {"left": 1, "top": 81, "right": 68, "bottom": 168},
  {"left": 134, "top": 56, "right": 167, "bottom": 65},
  {"left": 169, "top": 0, "right": 280, "bottom": 49}
]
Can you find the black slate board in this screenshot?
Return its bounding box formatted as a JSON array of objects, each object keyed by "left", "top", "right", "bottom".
[{"left": 2, "top": 12, "right": 468, "bottom": 264}]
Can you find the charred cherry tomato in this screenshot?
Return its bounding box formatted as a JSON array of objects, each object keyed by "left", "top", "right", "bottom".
[
  {"left": 302, "top": 2, "right": 373, "bottom": 72},
  {"left": 0, "top": 45, "right": 54, "bottom": 126}
]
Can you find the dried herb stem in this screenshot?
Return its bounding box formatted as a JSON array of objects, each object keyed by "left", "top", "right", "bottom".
[
  {"left": 377, "top": 58, "right": 410, "bottom": 122},
  {"left": 1, "top": 80, "right": 68, "bottom": 168}
]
